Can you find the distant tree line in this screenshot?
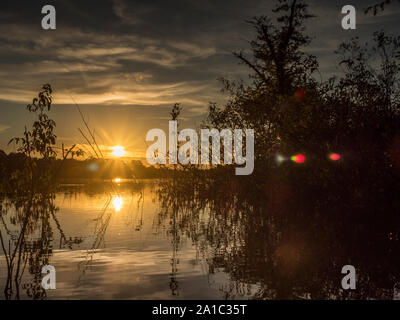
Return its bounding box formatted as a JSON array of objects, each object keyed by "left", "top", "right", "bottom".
[{"left": 0, "top": 151, "right": 171, "bottom": 185}]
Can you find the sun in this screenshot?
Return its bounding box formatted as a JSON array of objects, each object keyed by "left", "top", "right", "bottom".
[{"left": 111, "top": 145, "right": 126, "bottom": 157}]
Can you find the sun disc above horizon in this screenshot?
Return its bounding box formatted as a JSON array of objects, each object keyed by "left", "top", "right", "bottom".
[{"left": 111, "top": 145, "right": 126, "bottom": 157}]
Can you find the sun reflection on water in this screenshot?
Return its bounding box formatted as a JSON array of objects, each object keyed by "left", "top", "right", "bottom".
[{"left": 112, "top": 196, "right": 123, "bottom": 212}]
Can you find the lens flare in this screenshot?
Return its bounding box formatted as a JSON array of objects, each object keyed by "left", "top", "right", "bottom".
[
  {"left": 275, "top": 153, "right": 287, "bottom": 165},
  {"left": 87, "top": 162, "right": 99, "bottom": 172},
  {"left": 114, "top": 178, "right": 121, "bottom": 183},
  {"left": 329, "top": 153, "right": 341, "bottom": 161},
  {"left": 295, "top": 88, "right": 306, "bottom": 101},
  {"left": 291, "top": 154, "right": 306, "bottom": 164}
]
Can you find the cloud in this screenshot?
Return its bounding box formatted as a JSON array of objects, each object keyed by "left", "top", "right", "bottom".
[
  {"left": 0, "top": 0, "right": 397, "bottom": 156},
  {"left": 112, "top": 0, "right": 154, "bottom": 25},
  {"left": 0, "top": 22, "right": 222, "bottom": 109},
  {"left": 0, "top": 124, "right": 10, "bottom": 133}
]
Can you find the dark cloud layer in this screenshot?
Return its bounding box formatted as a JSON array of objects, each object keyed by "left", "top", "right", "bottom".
[{"left": 0, "top": 0, "right": 399, "bottom": 157}]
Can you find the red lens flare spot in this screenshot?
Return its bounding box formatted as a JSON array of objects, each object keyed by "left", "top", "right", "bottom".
[
  {"left": 295, "top": 88, "right": 306, "bottom": 101},
  {"left": 291, "top": 154, "right": 306, "bottom": 163},
  {"left": 329, "top": 153, "right": 341, "bottom": 161}
]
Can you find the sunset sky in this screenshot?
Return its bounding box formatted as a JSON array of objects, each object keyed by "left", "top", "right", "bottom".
[{"left": 0, "top": 0, "right": 398, "bottom": 159}]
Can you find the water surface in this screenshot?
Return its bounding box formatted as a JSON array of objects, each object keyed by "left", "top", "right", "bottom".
[
  {"left": 0, "top": 180, "right": 256, "bottom": 299},
  {"left": 1, "top": 178, "right": 399, "bottom": 300}
]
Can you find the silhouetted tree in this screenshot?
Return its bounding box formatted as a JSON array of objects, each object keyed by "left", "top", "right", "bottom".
[
  {"left": 365, "top": 0, "right": 400, "bottom": 15},
  {"left": 207, "top": 0, "right": 319, "bottom": 161},
  {"left": 10, "top": 84, "right": 56, "bottom": 160}
]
